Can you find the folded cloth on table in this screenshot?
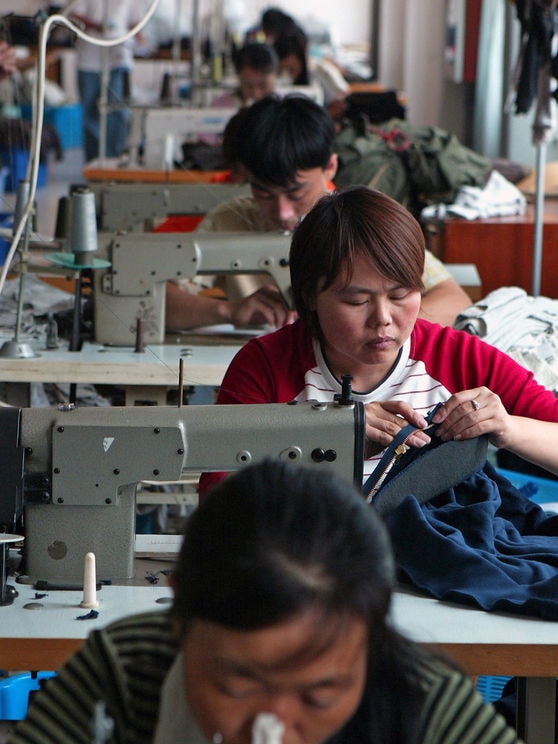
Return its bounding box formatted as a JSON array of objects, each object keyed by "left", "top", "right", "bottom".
[
  {"left": 453, "top": 286, "right": 558, "bottom": 389},
  {"left": 422, "top": 170, "right": 527, "bottom": 220}
]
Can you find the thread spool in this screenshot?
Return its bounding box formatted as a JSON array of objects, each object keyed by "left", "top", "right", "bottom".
[
  {"left": 69, "top": 188, "right": 98, "bottom": 266},
  {"left": 13, "top": 180, "right": 31, "bottom": 237},
  {"left": 160, "top": 72, "right": 172, "bottom": 102},
  {"left": 134, "top": 317, "right": 144, "bottom": 353},
  {"left": 163, "top": 134, "right": 175, "bottom": 171},
  {"left": 54, "top": 195, "right": 72, "bottom": 240},
  {"left": 81, "top": 551, "right": 99, "bottom": 608}
]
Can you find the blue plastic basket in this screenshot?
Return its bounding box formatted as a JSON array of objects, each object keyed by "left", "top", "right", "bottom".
[
  {"left": 0, "top": 165, "right": 7, "bottom": 200},
  {"left": 0, "top": 211, "right": 13, "bottom": 264},
  {"left": 20, "top": 103, "right": 83, "bottom": 150},
  {"left": 476, "top": 675, "right": 512, "bottom": 703},
  {"left": 0, "top": 149, "right": 47, "bottom": 193},
  {"left": 0, "top": 672, "right": 56, "bottom": 720}
]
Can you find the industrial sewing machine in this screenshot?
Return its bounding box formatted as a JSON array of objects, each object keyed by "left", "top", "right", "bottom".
[
  {"left": 3, "top": 186, "right": 291, "bottom": 346},
  {"left": 131, "top": 106, "right": 238, "bottom": 169},
  {"left": 0, "top": 398, "right": 365, "bottom": 586},
  {"left": 92, "top": 230, "right": 292, "bottom": 345}
]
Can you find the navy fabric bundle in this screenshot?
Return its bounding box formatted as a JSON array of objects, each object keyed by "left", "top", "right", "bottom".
[{"left": 385, "top": 462, "right": 558, "bottom": 620}]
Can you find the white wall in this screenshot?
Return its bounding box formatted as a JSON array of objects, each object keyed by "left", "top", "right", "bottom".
[
  {"left": 136, "top": 0, "right": 371, "bottom": 49},
  {"left": 6, "top": 0, "right": 45, "bottom": 11},
  {"left": 378, "top": 0, "right": 449, "bottom": 129},
  {"left": 231, "top": 0, "right": 371, "bottom": 47}
]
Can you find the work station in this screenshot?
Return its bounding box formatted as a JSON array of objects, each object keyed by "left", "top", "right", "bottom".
[{"left": 0, "top": 2, "right": 558, "bottom": 743}]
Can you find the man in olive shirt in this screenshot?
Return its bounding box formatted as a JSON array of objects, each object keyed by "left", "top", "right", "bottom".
[{"left": 166, "top": 95, "right": 471, "bottom": 331}]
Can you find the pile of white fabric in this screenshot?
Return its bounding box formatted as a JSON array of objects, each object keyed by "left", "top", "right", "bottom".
[
  {"left": 454, "top": 286, "right": 558, "bottom": 391},
  {"left": 422, "top": 170, "right": 527, "bottom": 221}
]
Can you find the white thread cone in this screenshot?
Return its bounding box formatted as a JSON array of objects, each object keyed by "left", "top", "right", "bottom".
[{"left": 81, "top": 552, "right": 99, "bottom": 608}]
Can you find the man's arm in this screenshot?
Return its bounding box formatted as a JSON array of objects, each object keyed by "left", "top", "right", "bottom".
[
  {"left": 420, "top": 250, "right": 472, "bottom": 326},
  {"left": 165, "top": 281, "right": 295, "bottom": 330},
  {"left": 419, "top": 278, "right": 472, "bottom": 327}
]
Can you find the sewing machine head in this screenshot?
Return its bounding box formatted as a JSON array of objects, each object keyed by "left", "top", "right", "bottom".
[
  {"left": 139, "top": 106, "right": 238, "bottom": 169},
  {"left": 0, "top": 400, "right": 364, "bottom": 585},
  {"left": 93, "top": 230, "right": 293, "bottom": 346}
]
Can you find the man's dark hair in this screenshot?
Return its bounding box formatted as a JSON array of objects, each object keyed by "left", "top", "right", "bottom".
[
  {"left": 221, "top": 107, "right": 249, "bottom": 168},
  {"left": 236, "top": 94, "right": 336, "bottom": 186}
]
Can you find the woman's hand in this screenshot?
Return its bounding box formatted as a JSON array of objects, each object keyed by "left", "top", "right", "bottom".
[
  {"left": 431, "top": 388, "right": 558, "bottom": 476},
  {"left": 364, "top": 400, "right": 432, "bottom": 455},
  {"left": 431, "top": 387, "right": 511, "bottom": 447}
]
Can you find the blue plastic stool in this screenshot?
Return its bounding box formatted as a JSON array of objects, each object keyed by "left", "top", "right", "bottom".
[{"left": 0, "top": 672, "right": 56, "bottom": 720}]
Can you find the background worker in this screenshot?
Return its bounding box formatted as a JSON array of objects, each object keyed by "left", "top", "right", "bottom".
[
  {"left": 212, "top": 41, "right": 279, "bottom": 108},
  {"left": 70, "top": 0, "right": 143, "bottom": 162},
  {"left": 165, "top": 95, "right": 471, "bottom": 331},
  {"left": 247, "top": 6, "right": 350, "bottom": 119},
  {"left": 273, "top": 26, "right": 350, "bottom": 120}
]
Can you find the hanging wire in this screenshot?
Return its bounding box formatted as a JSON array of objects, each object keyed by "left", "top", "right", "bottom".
[{"left": 0, "top": 0, "right": 161, "bottom": 298}]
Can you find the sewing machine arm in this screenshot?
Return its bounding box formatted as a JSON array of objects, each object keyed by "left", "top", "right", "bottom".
[
  {"left": 93, "top": 231, "right": 292, "bottom": 345},
  {"left": 93, "top": 182, "right": 250, "bottom": 232}
]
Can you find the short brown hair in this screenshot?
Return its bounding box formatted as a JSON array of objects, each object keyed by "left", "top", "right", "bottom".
[{"left": 289, "top": 187, "right": 425, "bottom": 337}]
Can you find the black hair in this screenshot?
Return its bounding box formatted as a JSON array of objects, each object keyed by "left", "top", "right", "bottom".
[
  {"left": 172, "top": 458, "right": 429, "bottom": 744},
  {"left": 172, "top": 458, "right": 394, "bottom": 634},
  {"left": 261, "top": 7, "right": 300, "bottom": 40},
  {"left": 221, "top": 107, "right": 248, "bottom": 168},
  {"left": 236, "top": 93, "right": 336, "bottom": 186},
  {"left": 273, "top": 27, "right": 310, "bottom": 85},
  {"left": 232, "top": 41, "right": 278, "bottom": 75}
]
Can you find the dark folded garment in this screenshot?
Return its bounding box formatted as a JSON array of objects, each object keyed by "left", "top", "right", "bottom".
[{"left": 386, "top": 462, "right": 558, "bottom": 620}]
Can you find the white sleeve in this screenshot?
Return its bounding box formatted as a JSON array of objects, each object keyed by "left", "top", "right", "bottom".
[{"left": 310, "top": 58, "right": 350, "bottom": 104}]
